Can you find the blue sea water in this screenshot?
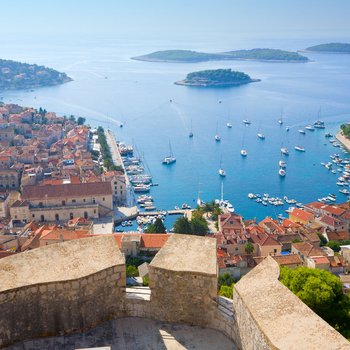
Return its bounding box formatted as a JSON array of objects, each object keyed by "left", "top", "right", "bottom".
[{"left": 1, "top": 36, "right": 350, "bottom": 223}]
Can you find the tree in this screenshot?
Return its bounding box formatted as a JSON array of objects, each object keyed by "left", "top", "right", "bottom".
[
  {"left": 126, "top": 265, "right": 138, "bottom": 277},
  {"left": 244, "top": 241, "right": 254, "bottom": 255},
  {"left": 190, "top": 217, "right": 208, "bottom": 236},
  {"left": 69, "top": 115, "right": 76, "bottom": 122},
  {"left": 218, "top": 272, "right": 235, "bottom": 288},
  {"left": 77, "top": 116, "right": 86, "bottom": 125},
  {"left": 219, "top": 284, "right": 234, "bottom": 299},
  {"left": 173, "top": 217, "right": 192, "bottom": 234},
  {"left": 145, "top": 218, "right": 166, "bottom": 233}
]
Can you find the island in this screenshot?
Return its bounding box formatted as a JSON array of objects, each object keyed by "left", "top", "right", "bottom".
[
  {"left": 0, "top": 59, "right": 72, "bottom": 91},
  {"left": 132, "top": 48, "right": 309, "bottom": 63},
  {"left": 305, "top": 43, "right": 350, "bottom": 53},
  {"left": 174, "top": 69, "right": 260, "bottom": 87}
]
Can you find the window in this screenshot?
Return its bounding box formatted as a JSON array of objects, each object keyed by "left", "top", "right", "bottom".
[
  {"left": 83, "top": 199, "right": 86, "bottom": 202},
  {"left": 40, "top": 215, "right": 45, "bottom": 222},
  {"left": 55, "top": 214, "right": 59, "bottom": 221},
  {"left": 274, "top": 249, "right": 277, "bottom": 253},
  {"left": 102, "top": 197, "right": 105, "bottom": 201},
  {"left": 32, "top": 214, "right": 35, "bottom": 218},
  {"left": 84, "top": 211, "right": 88, "bottom": 219},
  {"left": 70, "top": 213, "right": 74, "bottom": 220},
  {"left": 94, "top": 209, "right": 96, "bottom": 214},
  {"left": 62, "top": 200, "right": 66, "bottom": 206},
  {"left": 39, "top": 202, "right": 43, "bottom": 207},
  {"left": 72, "top": 199, "right": 76, "bottom": 203}
]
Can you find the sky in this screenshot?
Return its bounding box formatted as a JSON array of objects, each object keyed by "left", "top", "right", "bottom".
[{"left": 1, "top": 0, "right": 350, "bottom": 40}]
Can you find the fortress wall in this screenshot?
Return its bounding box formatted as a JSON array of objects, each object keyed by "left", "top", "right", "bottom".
[
  {"left": 232, "top": 256, "right": 350, "bottom": 350},
  {"left": 148, "top": 267, "right": 218, "bottom": 327},
  {"left": 0, "top": 265, "right": 126, "bottom": 348}
]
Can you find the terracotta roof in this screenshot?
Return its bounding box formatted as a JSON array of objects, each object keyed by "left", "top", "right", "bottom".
[
  {"left": 319, "top": 215, "right": 345, "bottom": 227},
  {"left": 250, "top": 233, "right": 281, "bottom": 247},
  {"left": 113, "top": 233, "right": 170, "bottom": 249},
  {"left": 282, "top": 219, "right": 300, "bottom": 229},
  {"left": 259, "top": 217, "right": 285, "bottom": 234},
  {"left": 290, "top": 208, "right": 314, "bottom": 222},
  {"left": 272, "top": 254, "right": 303, "bottom": 266},
  {"left": 312, "top": 256, "right": 330, "bottom": 265},
  {"left": 22, "top": 182, "right": 112, "bottom": 200},
  {"left": 304, "top": 202, "right": 325, "bottom": 211},
  {"left": 326, "top": 230, "right": 350, "bottom": 242},
  {"left": 323, "top": 205, "right": 346, "bottom": 216},
  {"left": 40, "top": 229, "right": 90, "bottom": 241},
  {"left": 292, "top": 242, "right": 325, "bottom": 257}
]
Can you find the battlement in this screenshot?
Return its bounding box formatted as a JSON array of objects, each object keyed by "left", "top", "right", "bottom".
[{"left": 0, "top": 234, "right": 349, "bottom": 349}]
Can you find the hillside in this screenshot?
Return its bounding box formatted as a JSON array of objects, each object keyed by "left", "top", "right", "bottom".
[
  {"left": 132, "top": 48, "right": 309, "bottom": 63},
  {"left": 0, "top": 59, "right": 72, "bottom": 90}
]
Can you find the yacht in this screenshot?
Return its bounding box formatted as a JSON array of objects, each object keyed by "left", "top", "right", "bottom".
[
  {"left": 241, "top": 149, "right": 248, "bottom": 157},
  {"left": 279, "top": 168, "right": 286, "bottom": 177},
  {"left": 281, "top": 147, "right": 289, "bottom": 155},
  {"left": 226, "top": 122, "right": 233, "bottom": 128},
  {"left": 162, "top": 142, "right": 176, "bottom": 165},
  {"left": 295, "top": 145, "right": 305, "bottom": 152},
  {"left": 314, "top": 120, "right": 325, "bottom": 129},
  {"left": 257, "top": 133, "right": 265, "bottom": 140},
  {"left": 279, "top": 160, "right": 286, "bottom": 168},
  {"left": 305, "top": 125, "right": 315, "bottom": 131},
  {"left": 243, "top": 119, "right": 251, "bottom": 125},
  {"left": 340, "top": 188, "right": 350, "bottom": 195},
  {"left": 298, "top": 129, "right": 306, "bottom": 134}
]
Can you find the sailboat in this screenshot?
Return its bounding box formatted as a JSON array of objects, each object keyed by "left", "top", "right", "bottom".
[
  {"left": 196, "top": 183, "right": 205, "bottom": 207},
  {"left": 278, "top": 110, "right": 284, "bottom": 125},
  {"left": 314, "top": 108, "right": 325, "bottom": 129},
  {"left": 218, "top": 160, "right": 226, "bottom": 177},
  {"left": 162, "top": 142, "right": 176, "bottom": 165},
  {"left": 241, "top": 129, "right": 247, "bottom": 156},
  {"left": 215, "top": 121, "right": 221, "bottom": 141},
  {"left": 189, "top": 120, "right": 193, "bottom": 138},
  {"left": 279, "top": 168, "right": 286, "bottom": 177},
  {"left": 257, "top": 122, "right": 265, "bottom": 139},
  {"left": 215, "top": 181, "right": 234, "bottom": 212}
]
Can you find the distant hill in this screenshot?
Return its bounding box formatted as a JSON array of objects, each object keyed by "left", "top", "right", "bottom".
[
  {"left": 0, "top": 59, "right": 72, "bottom": 91},
  {"left": 132, "top": 48, "right": 309, "bottom": 63},
  {"left": 305, "top": 43, "right": 350, "bottom": 53},
  {"left": 174, "top": 69, "right": 260, "bottom": 87}
]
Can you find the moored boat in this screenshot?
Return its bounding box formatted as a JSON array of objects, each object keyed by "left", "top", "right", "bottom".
[
  {"left": 279, "top": 168, "right": 286, "bottom": 177},
  {"left": 281, "top": 147, "right": 289, "bottom": 155},
  {"left": 295, "top": 145, "right": 305, "bottom": 152}
]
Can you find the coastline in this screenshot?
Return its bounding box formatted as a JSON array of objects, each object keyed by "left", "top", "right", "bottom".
[
  {"left": 174, "top": 78, "right": 260, "bottom": 87},
  {"left": 336, "top": 131, "right": 350, "bottom": 150}
]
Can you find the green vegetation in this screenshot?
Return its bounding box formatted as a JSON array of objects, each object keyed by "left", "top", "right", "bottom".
[
  {"left": 244, "top": 242, "right": 254, "bottom": 255},
  {"left": 280, "top": 266, "right": 350, "bottom": 340},
  {"left": 125, "top": 256, "right": 147, "bottom": 278},
  {"left": 77, "top": 116, "right": 86, "bottom": 125},
  {"left": 126, "top": 265, "right": 138, "bottom": 277},
  {"left": 306, "top": 43, "right": 350, "bottom": 53},
  {"left": 0, "top": 59, "right": 72, "bottom": 90},
  {"left": 145, "top": 218, "right": 166, "bottom": 233},
  {"left": 96, "top": 126, "right": 124, "bottom": 173},
  {"left": 142, "top": 276, "right": 149, "bottom": 286},
  {"left": 341, "top": 124, "right": 350, "bottom": 139},
  {"left": 133, "top": 48, "right": 308, "bottom": 62},
  {"left": 173, "top": 211, "right": 209, "bottom": 236},
  {"left": 326, "top": 240, "right": 350, "bottom": 253},
  {"left": 175, "top": 69, "right": 257, "bottom": 87},
  {"left": 218, "top": 272, "right": 236, "bottom": 299}
]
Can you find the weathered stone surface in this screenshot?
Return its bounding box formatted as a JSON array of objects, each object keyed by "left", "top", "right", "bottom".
[{"left": 233, "top": 256, "right": 350, "bottom": 350}]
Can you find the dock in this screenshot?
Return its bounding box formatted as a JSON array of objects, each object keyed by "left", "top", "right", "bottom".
[{"left": 138, "top": 209, "right": 191, "bottom": 217}]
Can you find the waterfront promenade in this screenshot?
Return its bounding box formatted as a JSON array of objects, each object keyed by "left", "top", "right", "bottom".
[{"left": 336, "top": 131, "right": 350, "bottom": 151}]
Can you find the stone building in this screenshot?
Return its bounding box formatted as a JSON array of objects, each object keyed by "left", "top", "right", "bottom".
[
  {"left": 0, "top": 169, "right": 20, "bottom": 190},
  {"left": 19, "top": 182, "right": 113, "bottom": 223}
]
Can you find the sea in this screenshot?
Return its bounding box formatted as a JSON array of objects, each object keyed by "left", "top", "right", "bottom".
[{"left": 1, "top": 35, "right": 350, "bottom": 228}]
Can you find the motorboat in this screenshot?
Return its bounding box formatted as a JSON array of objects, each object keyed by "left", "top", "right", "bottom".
[
  {"left": 279, "top": 160, "right": 286, "bottom": 168},
  {"left": 281, "top": 147, "right": 289, "bottom": 155},
  {"left": 314, "top": 120, "right": 325, "bottom": 129},
  {"left": 286, "top": 126, "right": 290, "bottom": 131},
  {"left": 278, "top": 118, "right": 283, "bottom": 125},
  {"left": 295, "top": 145, "right": 305, "bottom": 152},
  {"left": 241, "top": 149, "right": 247, "bottom": 157},
  {"left": 339, "top": 189, "right": 350, "bottom": 195},
  {"left": 279, "top": 168, "right": 286, "bottom": 177},
  {"left": 325, "top": 133, "right": 333, "bottom": 138},
  {"left": 215, "top": 134, "right": 221, "bottom": 142},
  {"left": 298, "top": 129, "right": 306, "bottom": 134},
  {"left": 243, "top": 119, "right": 251, "bottom": 125},
  {"left": 226, "top": 122, "right": 233, "bottom": 128},
  {"left": 305, "top": 125, "right": 315, "bottom": 131},
  {"left": 218, "top": 168, "right": 226, "bottom": 177},
  {"left": 248, "top": 193, "right": 256, "bottom": 199},
  {"left": 257, "top": 133, "right": 265, "bottom": 140}
]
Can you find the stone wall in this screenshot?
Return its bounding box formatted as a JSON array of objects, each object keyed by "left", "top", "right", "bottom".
[{"left": 0, "top": 236, "right": 126, "bottom": 348}]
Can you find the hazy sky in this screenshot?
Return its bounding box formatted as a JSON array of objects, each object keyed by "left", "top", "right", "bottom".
[{"left": 1, "top": 0, "right": 350, "bottom": 40}]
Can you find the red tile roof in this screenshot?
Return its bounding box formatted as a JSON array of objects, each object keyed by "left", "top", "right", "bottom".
[
  {"left": 272, "top": 254, "right": 303, "bottom": 266},
  {"left": 292, "top": 242, "right": 325, "bottom": 257},
  {"left": 323, "top": 205, "right": 346, "bottom": 216},
  {"left": 326, "top": 230, "right": 350, "bottom": 241},
  {"left": 290, "top": 208, "right": 314, "bottom": 222}
]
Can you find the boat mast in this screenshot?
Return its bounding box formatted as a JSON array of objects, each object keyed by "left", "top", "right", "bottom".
[{"left": 220, "top": 180, "right": 224, "bottom": 202}]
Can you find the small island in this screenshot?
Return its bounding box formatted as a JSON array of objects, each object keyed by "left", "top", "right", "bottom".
[
  {"left": 0, "top": 59, "right": 72, "bottom": 91},
  {"left": 305, "top": 43, "right": 350, "bottom": 53},
  {"left": 132, "top": 48, "right": 309, "bottom": 63},
  {"left": 174, "top": 69, "right": 259, "bottom": 87}
]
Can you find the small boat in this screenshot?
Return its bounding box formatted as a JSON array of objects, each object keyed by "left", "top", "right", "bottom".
[
  {"left": 336, "top": 182, "right": 345, "bottom": 186},
  {"left": 279, "top": 168, "right": 286, "bottom": 177},
  {"left": 144, "top": 206, "right": 156, "bottom": 211},
  {"left": 281, "top": 147, "right": 289, "bottom": 155},
  {"left": 340, "top": 189, "right": 350, "bottom": 195},
  {"left": 248, "top": 193, "right": 256, "bottom": 199},
  {"left": 298, "top": 129, "right": 306, "bottom": 134},
  {"left": 218, "top": 168, "right": 226, "bottom": 177},
  {"left": 278, "top": 118, "right": 283, "bottom": 125},
  {"left": 162, "top": 142, "right": 176, "bottom": 165},
  {"left": 279, "top": 160, "right": 286, "bottom": 168},
  {"left": 256, "top": 198, "right": 262, "bottom": 203},
  {"left": 262, "top": 201, "right": 268, "bottom": 206},
  {"left": 226, "top": 122, "right": 233, "bottom": 128},
  {"left": 119, "top": 123, "right": 124, "bottom": 128},
  {"left": 332, "top": 170, "right": 337, "bottom": 174},
  {"left": 215, "top": 134, "right": 221, "bottom": 142},
  {"left": 174, "top": 206, "right": 180, "bottom": 210},
  {"left": 305, "top": 125, "right": 315, "bottom": 131},
  {"left": 243, "top": 119, "right": 251, "bottom": 125},
  {"left": 257, "top": 133, "right": 265, "bottom": 140},
  {"left": 182, "top": 203, "right": 191, "bottom": 209},
  {"left": 241, "top": 149, "right": 247, "bottom": 157},
  {"left": 295, "top": 145, "right": 305, "bottom": 152},
  {"left": 325, "top": 133, "right": 333, "bottom": 138},
  {"left": 189, "top": 120, "right": 194, "bottom": 138},
  {"left": 314, "top": 118, "right": 325, "bottom": 129},
  {"left": 286, "top": 126, "right": 290, "bottom": 131}
]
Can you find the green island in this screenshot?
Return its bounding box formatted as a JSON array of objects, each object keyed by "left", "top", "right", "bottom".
[
  {"left": 131, "top": 48, "right": 309, "bottom": 63},
  {"left": 0, "top": 59, "right": 72, "bottom": 91},
  {"left": 305, "top": 43, "right": 350, "bottom": 53},
  {"left": 174, "top": 68, "right": 259, "bottom": 87}
]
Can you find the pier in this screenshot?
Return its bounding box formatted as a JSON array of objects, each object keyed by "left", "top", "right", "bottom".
[{"left": 138, "top": 209, "right": 192, "bottom": 216}]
